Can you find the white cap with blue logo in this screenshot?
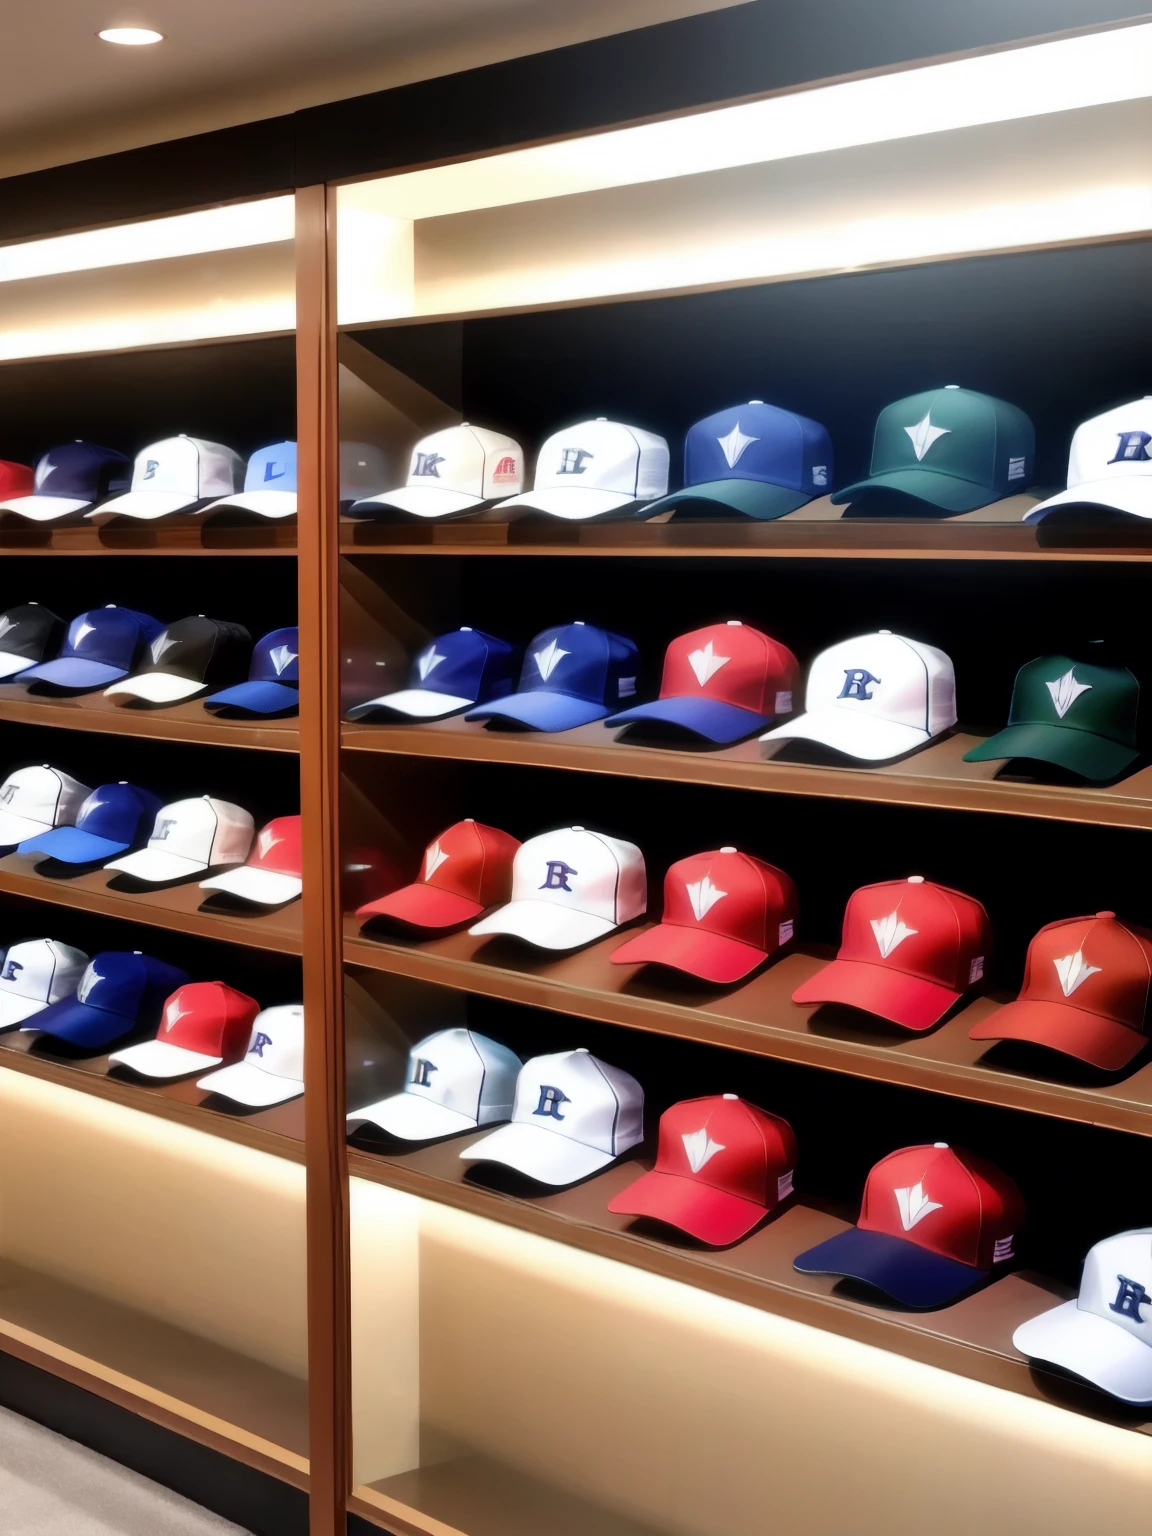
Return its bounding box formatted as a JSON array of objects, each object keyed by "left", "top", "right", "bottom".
[
  {"left": 90, "top": 437, "right": 244, "bottom": 520},
  {"left": 347, "top": 1027, "right": 521, "bottom": 1140},
  {"left": 1025, "top": 399, "right": 1152, "bottom": 523},
  {"left": 197, "top": 1004, "right": 305, "bottom": 1105},
  {"left": 0, "top": 938, "right": 89, "bottom": 1030},
  {"left": 498, "top": 419, "right": 670, "bottom": 521},
  {"left": 202, "top": 441, "right": 298, "bottom": 519},
  {"left": 351, "top": 425, "right": 523, "bottom": 520}
]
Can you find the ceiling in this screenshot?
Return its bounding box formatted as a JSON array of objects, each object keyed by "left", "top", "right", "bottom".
[{"left": 0, "top": 0, "right": 743, "bottom": 180}]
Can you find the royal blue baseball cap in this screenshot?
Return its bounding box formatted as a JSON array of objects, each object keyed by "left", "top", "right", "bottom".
[
  {"left": 640, "top": 403, "right": 834, "bottom": 521},
  {"left": 202, "top": 441, "right": 298, "bottom": 519},
  {"left": 466, "top": 622, "right": 640, "bottom": 731},
  {"left": 20, "top": 606, "right": 164, "bottom": 691},
  {"left": 205, "top": 626, "right": 300, "bottom": 716},
  {"left": 17, "top": 782, "right": 163, "bottom": 864},
  {"left": 29, "top": 950, "right": 190, "bottom": 1049},
  {"left": 0, "top": 442, "right": 131, "bottom": 522},
  {"left": 347, "top": 628, "right": 518, "bottom": 722}
]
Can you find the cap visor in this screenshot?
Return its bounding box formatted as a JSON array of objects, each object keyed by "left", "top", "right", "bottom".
[
  {"left": 109, "top": 1038, "right": 223, "bottom": 1078},
  {"left": 21, "top": 658, "right": 127, "bottom": 688},
  {"left": 469, "top": 898, "right": 617, "bottom": 950},
  {"left": 0, "top": 652, "right": 36, "bottom": 679},
  {"left": 347, "top": 1092, "right": 479, "bottom": 1140},
  {"left": 196, "top": 1060, "right": 303, "bottom": 1106},
  {"left": 357, "top": 881, "right": 485, "bottom": 930},
  {"left": 201, "top": 490, "right": 297, "bottom": 519},
  {"left": 17, "top": 826, "right": 130, "bottom": 863},
  {"left": 350, "top": 487, "right": 485, "bottom": 520},
  {"left": 792, "top": 957, "right": 961, "bottom": 1031},
  {"left": 962, "top": 721, "right": 1137, "bottom": 781},
  {"left": 0, "top": 495, "right": 90, "bottom": 520},
  {"left": 466, "top": 692, "right": 610, "bottom": 731},
  {"left": 497, "top": 488, "right": 640, "bottom": 521},
  {"left": 0, "top": 994, "right": 52, "bottom": 1030},
  {"left": 793, "top": 1226, "right": 986, "bottom": 1308},
  {"left": 346, "top": 688, "right": 474, "bottom": 721},
  {"left": 88, "top": 492, "right": 198, "bottom": 519},
  {"left": 204, "top": 680, "right": 299, "bottom": 715},
  {"left": 606, "top": 695, "right": 770, "bottom": 744},
  {"left": 29, "top": 997, "right": 133, "bottom": 1049},
  {"left": 831, "top": 470, "right": 993, "bottom": 513},
  {"left": 641, "top": 479, "right": 811, "bottom": 522},
  {"left": 969, "top": 999, "right": 1145, "bottom": 1070},
  {"left": 608, "top": 1169, "right": 768, "bottom": 1245},
  {"left": 611, "top": 922, "right": 769, "bottom": 984},
  {"left": 104, "top": 848, "right": 208, "bottom": 882},
  {"left": 1025, "top": 479, "right": 1152, "bottom": 523},
  {"left": 0, "top": 812, "right": 54, "bottom": 846},
  {"left": 105, "top": 673, "right": 207, "bottom": 703},
  {"left": 460, "top": 1121, "right": 614, "bottom": 1184},
  {"left": 199, "top": 866, "right": 302, "bottom": 905},
  {"left": 1014, "top": 1300, "right": 1152, "bottom": 1403},
  {"left": 760, "top": 708, "right": 930, "bottom": 762}
]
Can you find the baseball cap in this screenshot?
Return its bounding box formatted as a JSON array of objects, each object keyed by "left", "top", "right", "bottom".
[
  {"left": 104, "top": 617, "right": 251, "bottom": 705},
  {"left": 349, "top": 425, "right": 524, "bottom": 520},
  {"left": 0, "top": 443, "right": 131, "bottom": 520},
  {"left": 17, "top": 782, "right": 163, "bottom": 865},
  {"left": 356, "top": 819, "right": 519, "bottom": 932},
  {"left": 963, "top": 656, "right": 1139, "bottom": 782},
  {"left": 498, "top": 419, "right": 670, "bottom": 521},
  {"left": 642, "top": 402, "right": 833, "bottom": 521},
  {"left": 605, "top": 622, "right": 797, "bottom": 744},
  {"left": 466, "top": 622, "right": 639, "bottom": 732},
  {"left": 20, "top": 606, "right": 164, "bottom": 691},
  {"left": 0, "top": 939, "right": 89, "bottom": 1030},
  {"left": 1013, "top": 1229, "right": 1152, "bottom": 1403},
  {"left": 793, "top": 876, "right": 990, "bottom": 1031},
  {"left": 608, "top": 1095, "right": 797, "bottom": 1245},
  {"left": 29, "top": 951, "right": 190, "bottom": 1050},
  {"left": 347, "top": 628, "right": 518, "bottom": 722},
  {"left": 199, "top": 815, "right": 302, "bottom": 907},
  {"left": 833, "top": 387, "right": 1034, "bottom": 514},
  {"left": 970, "top": 911, "right": 1152, "bottom": 1070},
  {"left": 197, "top": 1004, "right": 304, "bottom": 1106},
  {"left": 0, "top": 605, "right": 63, "bottom": 680},
  {"left": 793, "top": 1143, "right": 1024, "bottom": 1308},
  {"left": 1025, "top": 400, "right": 1152, "bottom": 523},
  {"left": 347, "top": 1028, "right": 522, "bottom": 1140},
  {"left": 109, "top": 981, "right": 260, "bottom": 1078},
  {"left": 611, "top": 848, "right": 797, "bottom": 984},
  {"left": 470, "top": 826, "right": 646, "bottom": 950},
  {"left": 460, "top": 1048, "right": 644, "bottom": 1186},
  {"left": 204, "top": 627, "right": 299, "bottom": 717},
  {"left": 0, "top": 461, "right": 33, "bottom": 504},
  {"left": 340, "top": 442, "right": 389, "bottom": 504},
  {"left": 201, "top": 442, "right": 297, "bottom": 519},
  {"left": 104, "top": 797, "right": 254, "bottom": 885},
  {"left": 760, "top": 630, "right": 957, "bottom": 761},
  {"left": 90, "top": 437, "right": 244, "bottom": 519},
  {"left": 0, "top": 765, "right": 91, "bottom": 849}
]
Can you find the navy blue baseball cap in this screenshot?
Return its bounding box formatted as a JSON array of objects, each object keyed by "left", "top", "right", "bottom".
[
  {"left": 346, "top": 628, "right": 518, "bottom": 722},
  {"left": 20, "top": 606, "right": 164, "bottom": 691},
  {"left": 0, "top": 442, "right": 131, "bottom": 522},
  {"left": 205, "top": 626, "right": 300, "bottom": 716},
  {"left": 29, "top": 950, "right": 190, "bottom": 1049},
  {"left": 18, "top": 782, "right": 163, "bottom": 864},
  {"left": 466, "top": 622, "right": 640, "bottom": 732},
  {"left": 641, "top": 403, "right": 833, "bottom": 521}
]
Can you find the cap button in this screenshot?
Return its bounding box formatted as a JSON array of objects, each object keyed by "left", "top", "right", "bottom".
[
  {"left": 723, "top": 1093, "right": 739, "bottom": 1100},
  {"left": 720, "top": 846, "right": 737, "bottom": 854},
  {"left": 1097, "top": 911, "right": 1116, "bottom": 921},
  {"left": 944, "top": 384, "right": 960, "bottom": 390},
  {"left": 879, "top": 628, "right": 891, "bottom": 635},
  {"left": 933, "top": 1141, "right": 948, "bottom": 1149},
  {"left": 461, "top": 626, "right": 472, "bottom": 632},
  {"left": 595, "top": 417, "right": 607, "bottom": 422},
  {"left": 464, "top": 817, "right": 474, "bottom": 823},
  {"left": 908, "top": 875, "right": 925, "bottom": 884},
  {"left": 748, "top": 400, "right": 764, "bottom": 405},
  {"left": 575, "top": 1047, "right": 589, "bottom": 1053},
  {"left": 572, "top": 825, "right": 585, "bottom": 832},
  {"left": 726, "top": 620, "right": 742, "bottom": 626}
]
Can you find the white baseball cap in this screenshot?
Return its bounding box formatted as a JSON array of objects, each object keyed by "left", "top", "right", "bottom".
[
  {"left": 0, "top": 938, "right": 89, "bottom": 1030},
  {"left": 201, "top": 441, "right": 297, "bottom": 520},
  {"left": 347, "top": 1028, "right": 521, "bottom": 1140},
  {"left": 104, "top": 797, "right": 254, "bottom": 883},
  {"left": 760, "top": 630, "right": 957, "bottom": 761},
  {"left": 499, "top": 419, "right": 670, "bottom": 521},
  {"left": 197, "top": 1003, "right": 304, "bottom": 1106},
  {"left": 350, "top": 425, "right": 524, "bottom": 519},
  {"left": 1026, "top": 400, "right": 1152, "bottom": 523},
  {"left": 0, "top": 765, "right": 91, "bottom": 847},
  {"left": 90, "top": 437, "right": 244, "bottom": 520},
  {"left": 460, "top": 1047, "right": 644, "bottom": 1186},
  {"left": 1014, "top": 1229, "right": 1152, "bottom": 1403},
  {"left": 469, "top": 826, "right": 646, "bottom": 950}
]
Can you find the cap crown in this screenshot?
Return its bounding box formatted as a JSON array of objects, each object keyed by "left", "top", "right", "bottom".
[
  {"left": 837, "top": 877, "right": 990, "bottom": 990},
  {"left": 0, "top": 605, "right": 62, "bottom": 664},
  {"left": 1008, "top": 656, "right": 1138, "bottom": 747},
  {"left": 419, "top": 820, "right": 520, "bottom": 906},
  {"left": 129, "top": 437, "right": 242, "bottom": 498},
  {"left": 158, "top": 980, "right": 260, "bottom": 1056},
  {"left": 138, "top": 617, "right": 252, "bottom": 683},
  {"left": 145, "top": 797, "right": 255, "bottom": 867},
  {"left": 859, "top": 1143, "right": 1024, "bottom": 1268},
  {"left": 339, "top": 442, "right": 388, "bottom": 500},
  {"left": 801, "top": 631, "right": 957, "bottom": 737},
  {"left": 532, "top": 420, "right": 670, "bottom": 500},
  {"left": 244, "top": 442, "right": 297, "bottom": 493},
  {"left": 250, "top": 627, "right": 299, "bottom": 685},
  {"left": 33, "top": 443, "right": 130, "bottom": 501},
  {"left": 0, "top": 939, "right": 88, "bottom": 1007},
  {"left": 1065, "top": 400, "right": 1152, "bottom": 491},
  {"left": 0, "top": 766, "right": 90, "bottom": 830},
  {"left": 0, "top": 462, "right": 33, "bottom": 498},
  {"left": 660, "top": 849, "right": 797, "bottom": 952},
  {"left": 75, "top": 782, "right": 163, "bottom": 844},
  {"left": 1015, "top": 913, "right": 1152, "bottom": 1035},
  {"left": 242, "top": 1004, "right": 305, "bottom": 1080},
  {"left": 684, "top": 403, "right": 833, "bottom": 494},
  {"left": 509, "top": 827, "right": 646, "bottom": 925},
  {"left": 653, "top": 1096, "right": 797, "bottom": 1207},
  {"left": 658, "top": 622, "right": 797, "bottom": 715},
  {"left": 59, "top": 607, "right": 162, "bottom": 668},
  {"left": 403, "top": 1028, "right": 521, "bottom": 1126},
  {"left": 516, "top": 622, "right": 639, "bottom": 709},
  {"left": 510, "top": 1049, "right": 644, "bottom": 1157},
  {"left": 868, "top": 388, "right": 1034, "bottom": 495},
  {"left": 1077, "top": 1229, "right": 1152, "bottom": 1344},
  {"left": 405, "top": 425, "right": 524, "bottom": 498},
  {"left": 74, "top": 951, "right": 190, "bottom": 1022},
  {"left": 408, "top": 629, "right": 517, "bottom": 702}
]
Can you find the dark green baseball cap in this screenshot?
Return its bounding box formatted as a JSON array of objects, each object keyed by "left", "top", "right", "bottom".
[
  {"left": 833, "top": 386, "right": 1035, "bottom": 514},
  {"left": 964, "top": 655, "right": 1139, "bottom": 781}
]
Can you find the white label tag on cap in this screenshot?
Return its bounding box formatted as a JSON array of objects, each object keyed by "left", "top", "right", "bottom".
[
  {"left": 969, "top": 956, "right": 985, "bottom": 984},
  {"left": 777, "top": 1170, "right": 794, "bottom": 1200},
  {"left": 778, "top": 919, "right": 795, "bottom": 944},
  {"left": 775, "top": 691, "right": 793, "bottom": 714},
  {"left": 1008, "top": 457, "right": 1026, "bottom": 480},
  {"left": 811, "top": 466, "right": 828, "bottom": 486},
  {"left": 993, "top": 1234, "right": 1014, "bottom": 1263},
  {"left": 617, "top": 676, "right": 636, "bottom": 698}
]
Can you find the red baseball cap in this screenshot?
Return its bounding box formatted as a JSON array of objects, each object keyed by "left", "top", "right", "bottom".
[
  {"left": 0, "top": 462, "right": 33, "bottom": 503},
  {"left": 794, "top": 1142, "right": 1024, "bottom": 1308},
  {"left": 970, "top": 911, "right": 1152, "bottom": 1070},
  {"left": 199, "top": 814, "right": 302, "bottom": 907},
  {"left": 608, "top": 1094, "right": 797, "bottom": 1246},
  {"left": 356, "top": 819, "right": 520, "bottom": 931},
  {"left": 792, "top": 875, "right": 990, "bottom": 1031},
  {"left": 108, "top": 980, "right": 260, "bottom": 1079},
  {"left": 611, "top": 847, "right": 796, "bottom": 984},
  {"left": 604, "top": 621, "right": 798, "bottom": 743}
]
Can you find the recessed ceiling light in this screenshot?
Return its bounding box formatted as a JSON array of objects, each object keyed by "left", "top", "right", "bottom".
[{"left": 98, "top": 27, "right": 164, "bottom": 44}]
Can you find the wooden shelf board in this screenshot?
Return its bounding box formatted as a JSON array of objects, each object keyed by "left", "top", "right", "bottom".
[
  {"left": 344, "top": 927, "right": 1152, "bottom": 1137},
  {"left": 0, "top": 521, "right": 296, "bottom": 556},
  {"left": 0, "top": 688, "right": 299, "bottom": 754}
]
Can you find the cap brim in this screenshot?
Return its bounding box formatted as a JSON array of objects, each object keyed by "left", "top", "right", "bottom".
[
  {"left": 346, "top": 688, "right": 475, "bottom": 721},
  {"left": 0, "top": 652, "right": 36, "bottom": 679},
  {"left": 760, "top": 708, "right": 931, "bottom": 762},
  {"left": 793, "top": 1226, "right": 987, "bottom": 1308},
  {"left": 349, "top": 487, "right": 486, "bottom": 519},
  {"left": 1013, "top": 1300, "right": 1152, "bottom": 1403},
  {"left": 204, "top": 681, "right": 299, "bottom": 715},
  {"left": 196, "top": 1060, "right": 303, "bottom": 1106},
  {"left": 962, "top": 721, "right": 1137, "bottom": 781},
  {"left": 832, "top": 469, "right": 994, "bottom": 513},
  {"left": 21, "top": 659, "right": 128, "bottom": 688},
  {"left": 606, "top": 695, "right": 771, "bottom": 744},
  {"left": 88, "top": 492, "right": 199, "bottom": 520},
  {"left": 0, "top": 495, "right": 91, "bottom": 520},
  {"left": 200, "top": 490, "right": 297, "bottom": 519},
  {"left": 1024, "top": 478, "right": 1152, "bottom": 523},
  {"left": 0, "top": 812, "right": 55, "bottom": 846},
  {"left": 466, "top": 692, "right": 610, "bottom": 731},
  {"left": 496, "top": 488, "right": 641, "bottom": 521},
  {"left": 199, "top": 866, "right": 302, "bottom": 905},
  {"left": 347, "top": 1091, "right": 480, "bottom": 1140},
  {"left": 17, "top": 826, "right": 130, "bottom": 863},
  {"left": 357, "top": 881, "right": 486, "bottom": 930},
  {"left": 105, "top": 673, "right": 207, "bottom": 703},
  {"left": 0, "top": 993, "right": 53, "bottom": 1030},
  {"left": 109, "top": 1038, "right": 223, "bottom": 1078},
  {"left": 607, "top": 1168, "right": 769, "bottom": 1245},
  {"left": 104, "top": 848, "right": 209, "bottom": 882},
  {"left": 640, "top": 479, "right": 811, "bottom": 522},
  {"left": 969, "top": 999, "right": 1145, "bottom": 1070},
  {"left": 611, "top": 922, "right": 769, "bottom": 984},
  {"left": 470, "top": 898, "right": 618, "bottom": 951},
  {"left": 792, "top": 957, "right": 961, "bottom": 1031},
  {"left": 28, "top": 997, "right": 133, "bottom": 1049},
  {"left": 460, "top": 1121, "right": 614, "bottom": 1184}
]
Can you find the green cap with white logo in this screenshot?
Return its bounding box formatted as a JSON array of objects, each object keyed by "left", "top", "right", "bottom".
[
  {"left": 833, "top": 386, "right": 1035, "bottom": 514},
  {"left": 964, "top": 655, "right": 1139, "bottom": 781}
]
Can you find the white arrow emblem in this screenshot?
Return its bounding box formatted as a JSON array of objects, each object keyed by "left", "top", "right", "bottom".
[
  {"left": 150, "top": 632, "right": 178, "bottom": 664},
  {"left": 0, "top": 616, "right": 17, "bottom": 644},
  {"left": 1046, "top": 668, "right": 1091, "bottom": 719},
  {"left": 424, "top": 840, "right": 449, "bottom": 878},
  {"left": 905, "top": 411, "right": 951, "bottom": 462},
  {"left": 35, "top": 458, "right": 57, "bottom": 488},
  {"left": 685, "top": 875, "right": 727, "bottom": 921},
  {"left": 534, "top": 639, "right": 569, "bottom": 681},
  {"left": 895, "top": 1182, "right": 943, "bottom": 1231},
  {"left": 76, "top": 966, "right": 103, "bottom": 1003},
  {"left": 164, "top": 1000, "right": 191, "bottom": 1033},
  {"left": 70, "top": 620, "right": 96, "bottom": 648},
  {"left": 257, "top": 827, "right": 283, "bottom": 860},
  {"left": 871, "top": 910, "right": 918, "bottom": 959},
  {"left": 716, "top": 422, "right": 759, "bottom": 469},
  {"left": 269, "top": 644, "right": 297, "bottom": 676},
  {"left": 687, "top": 640, "right": 729, "bottom": 687},
  {"left": 682, "top": 1129, "right": 726, "bottom": 1173},
  {"left": 417, "top": 647, "right": 445, "bottom": 682},
  {"left": 1054, "top": 949, "right": 1101, "bottom": 997}
]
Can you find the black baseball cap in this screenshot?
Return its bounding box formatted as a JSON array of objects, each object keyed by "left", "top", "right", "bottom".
[
  {"left": 0, "top": 604, "right": 63, "bottom": 680},
  {"left": 104, "top": 617, "right": 252, "bottom": 705}
]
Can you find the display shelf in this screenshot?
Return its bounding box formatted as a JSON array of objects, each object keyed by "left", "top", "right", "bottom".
[
  {"left": 0, "top": 688, "right": 298, "bottom": 754},
  {"left": 344, "top": 930, "right": 1152, "bottom": 1138},
  {"left": 0, "top": 523, "right": 296, "bottom": 556}
]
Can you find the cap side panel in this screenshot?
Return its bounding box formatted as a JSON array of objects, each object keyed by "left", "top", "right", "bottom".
[
  {"left": 750, "top": 857, "right": 772, "bottom": 955},
  {"left": 594, "top": 830, "right": 623, "bottom": 925},
  {"left": 589, "top": 1051, "right": 623, "bottom": 1155},
  {"left": 622, "top": 425, "right": 642, "bottom": 498}
]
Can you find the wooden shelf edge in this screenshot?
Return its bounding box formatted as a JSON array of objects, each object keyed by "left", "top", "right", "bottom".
[
  {"left": 0, "top": 523, "right": 296, "bottom": 557},
  {"left": 0, "top": 696, "right": 300, "bottom": 754}
]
